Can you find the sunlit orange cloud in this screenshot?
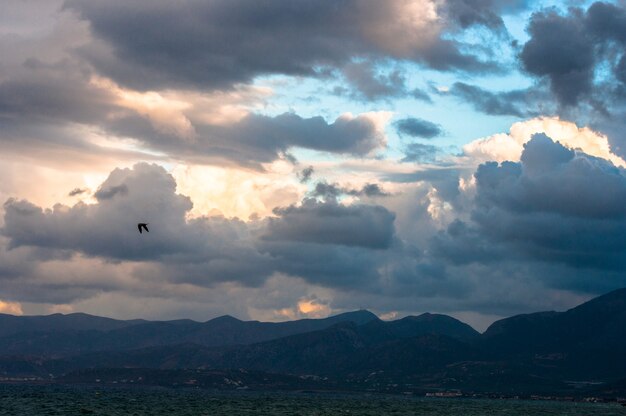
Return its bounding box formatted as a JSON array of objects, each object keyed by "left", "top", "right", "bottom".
[
  {"left": 90, "top": 75, "right": 272, "bottom": 141},
  {"left": 171, "top": 160, "right": 305, "bottom": 220},
  {"left": 461, "top": 117, "right": 626, "bottom": 167},
  {"left": 297, "top": 298, "right": 331, "bottom": 318},
  {"left": 0, "top": 158, "right": 112, "bottom": 210},
  {"left": 0, "top": 300, "right": 23, "bottom": 315},
  {"left": 268, "top": 299, "right": 332, "bottom": 321}
]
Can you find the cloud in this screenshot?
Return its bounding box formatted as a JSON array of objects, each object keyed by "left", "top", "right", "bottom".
[
  {"left": 395, "top": 117, "right": 442, "bottom": 139},
  {"left": 1, "top": 163, "right": 398, "bottom": 295},
  {"left": 341, "top": 61, "right": 408, "bottom": 101},
  {"left": 521, "top": 2, "right": 626, "bottom": 107},
  {"left": 401, "top": 143, "right": 441, "bottom": 163},
  {"left": 441, "top": 0, "right": 507, "bottom": 30},
  {"left": 0, "top": 7, "right": 394, "bottom": 170},
  {"left": 437, "top": 134, "right": 626, "bottom": 280},
  {"left": 266, "top": 199, "right": 395, "bottom": 249},
  {"left": 0, "top": 300, "right": 23, "bottom": 315},
  {"left": 65, "top": 0, "right": 503, "bottom": 92},
  {"left": 338, "top": 61, "right": 433, "bottom": 102},
  {"left": 68, "top": 188, "right": 88, "bottom": 197},
  {"left": 521, "top": 8, "right": 594, "bottom": 106},
  {"left": 297, "top": 166, "right": 314, "bottom": 184},
  {"left": 106, "top": 111, "right": 391, "bottom": 168},
  {"left": 94, "top": 184, "right": 128, "bottom": 201},
  {"left": 309, "top": 181, "right": 390, "bottom": 201},
  {"left": 447, "top": 82, "right": 546, "bottom": 117},
  {"left": 2, "top": 164, "right": 195, "bottom": 260},
  {"left": 0, "top": 70, "right": 391, "bottom": 167},
  {"left": 3, "top": 137, "right": 626, "bottom": 323},
  {"left": 461, "top": 117, "right": 626, "bottom": 167}
]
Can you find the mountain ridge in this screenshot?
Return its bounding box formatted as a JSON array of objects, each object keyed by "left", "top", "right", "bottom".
[{"left": 1, "top": 288, "right": 625, "bottom": 396}]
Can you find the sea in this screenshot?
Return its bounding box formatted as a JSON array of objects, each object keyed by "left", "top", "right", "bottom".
[{"left": 0, "top": 385, "right": 624, "bottom": 416}]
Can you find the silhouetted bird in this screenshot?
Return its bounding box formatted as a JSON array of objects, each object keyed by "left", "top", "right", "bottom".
[{"left": 138, "top": 223, "right": 149, "bottom": 234}]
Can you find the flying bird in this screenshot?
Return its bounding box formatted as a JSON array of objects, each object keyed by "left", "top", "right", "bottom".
[{"left": 138, "top": 223, "right": 149, "bottom": 234}]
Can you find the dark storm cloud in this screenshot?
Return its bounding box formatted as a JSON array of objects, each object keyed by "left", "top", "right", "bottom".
[
  {"left": 475, "top": 134, "right": 626, "bottom": 219},
  {"left": 521, "top": 2, "right": 626, "bottom": 107},
  {"left": 430, "top": 219, "right": 508, "bottom": 265},
  {"left": 521, "top": 8, "right": 594, "bottom": 106},
  {"left": 65, "top": 0, "right": 504, "bottom": 91},
  {"left": 435, "top": 134, "right": 626, "bottom": 277},
  {"left": 394, "top": 117, "right": 442, "bottom": 139},
  {"left": 585, "top": 1, "right": 626, "bottom": 44},
  {"left": 266, "top": 199, "right": 395, "bottom": 249}
]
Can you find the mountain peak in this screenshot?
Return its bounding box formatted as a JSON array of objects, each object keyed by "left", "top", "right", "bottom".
[
  {"left": 207, "top": 315, "right": 242, "bottom": 324},
  {"left": 330, "top": 310, "right": 379, "bottom": 324}
]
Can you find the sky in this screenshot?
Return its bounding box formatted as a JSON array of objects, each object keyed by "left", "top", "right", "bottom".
[{"left": 1, "top": 0, "right": 626, "bottom": 331}]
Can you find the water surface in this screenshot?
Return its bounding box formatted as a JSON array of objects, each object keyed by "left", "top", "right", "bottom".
[{"left": 0, "top": 385, "right": 623, "bottom": 416}]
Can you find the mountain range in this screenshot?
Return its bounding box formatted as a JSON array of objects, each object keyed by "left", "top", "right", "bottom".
[{"left": 1, "top": 289, "right": 625, "bottom": 397}]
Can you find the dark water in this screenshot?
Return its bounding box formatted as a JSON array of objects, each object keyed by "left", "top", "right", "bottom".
[{"left": 0, "top": 385, "right": 623, "bottom": 416}]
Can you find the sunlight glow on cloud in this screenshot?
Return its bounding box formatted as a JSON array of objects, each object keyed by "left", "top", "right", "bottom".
[
  {"left": 462, "top": 117, "right": 626, "bottom": 167},
  {"left": 171, "top": 161, "right": 304, "bottom": 220},
  {"left": 363, "top": 0, "right": 441, "bottom": 56},
  {"left": 0, "top": 300, "right": 23, "bottom": 315},
  {"left": 2, "top": 0, "right": 626, "bottom": 327}
]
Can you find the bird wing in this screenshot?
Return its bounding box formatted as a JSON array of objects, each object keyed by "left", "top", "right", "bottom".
[{"left": 138, "top": 224, "right": 142, "bottom": 234}]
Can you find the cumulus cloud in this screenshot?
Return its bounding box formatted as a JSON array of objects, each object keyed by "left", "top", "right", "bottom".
[
  {"left": 266, "top": 199, "right": 395, "bottom": 249},
  {"left": 461, "top": 117, "right": 626, "bottom": 167},
  {"left": 437, "top": 134, "right": 626, "bottom": 281},
  {"left": 6, "top": 0, "right": 626, "bottom": 327},
  {"left": 3, "top": 164, "right": 194, "bottom": 260},
  {"left": 1, "top": 163, "right": 399, "bottom": 293}
]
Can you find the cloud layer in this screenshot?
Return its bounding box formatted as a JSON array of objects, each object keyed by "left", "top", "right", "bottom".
[{"left": 1, "top": 0, "right": 625, "bottom": 329}]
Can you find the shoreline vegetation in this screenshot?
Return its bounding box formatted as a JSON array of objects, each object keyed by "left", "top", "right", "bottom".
[{"left": 1, "top": 371, "right": 625, "bottom": 405}]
